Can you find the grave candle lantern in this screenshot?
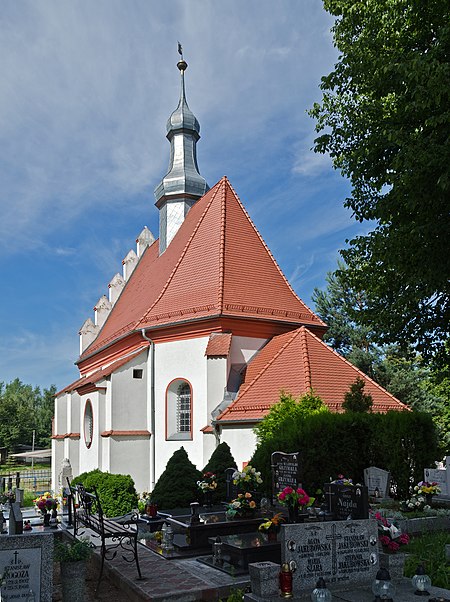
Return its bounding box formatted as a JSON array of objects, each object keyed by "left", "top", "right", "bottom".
[
  {"left": 310, "top": 577, "right": 332, "bottom": 601},
  {"left": 411, "top": 564, "right": 431, "bottom": 596},
  {"left": 279, "top": 562, "right": 293, "bottom": 598},
  {"left": 371, "top": 567, "right": 396, "bottom": 602}
]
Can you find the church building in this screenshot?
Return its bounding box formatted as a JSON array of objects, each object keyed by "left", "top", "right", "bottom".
[{"left": 52, "top": 57, "right": 406, "bottom": 493}]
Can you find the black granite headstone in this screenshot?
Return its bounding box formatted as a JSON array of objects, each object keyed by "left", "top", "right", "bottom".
[
  {"left": 324, "top": 483, "right": 369, "bottom": 521},
  {"left": 225, "top": 467, "right": 238, "bottom": 500},
  {"left": 271, "top": 452, "right": 301, "bottom": 504}
]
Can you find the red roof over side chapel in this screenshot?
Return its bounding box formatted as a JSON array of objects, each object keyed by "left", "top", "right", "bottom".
[{"left": 217, "top": 326, "right": 408, "bottom": 422}]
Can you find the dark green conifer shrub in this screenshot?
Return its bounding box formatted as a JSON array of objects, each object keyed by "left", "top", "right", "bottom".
[
  {"left": 342, "top": 377, "right": 373, "bottom": 413},
  {"left": 151, "top": 447, "right": 202, "bottom": 509},
  {"left": 202, "top": 442, "right": 237, "bottom": 503},
  {"left": 71, "top": 469, "right": 138, "bottom": 517}
]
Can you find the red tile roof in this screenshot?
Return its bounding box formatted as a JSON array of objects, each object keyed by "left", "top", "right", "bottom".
[
  {"left": 56, "top": 348, "right": 146, "bottom": 396},
  {"left": 217, "top": 327, "right": 408, "bottom": 422},
  {"left": 205, "top": 333, "right": 233, "bottom": 357},
  {"left": 79, "top": 177, "right": 324, "bottom": 360}
]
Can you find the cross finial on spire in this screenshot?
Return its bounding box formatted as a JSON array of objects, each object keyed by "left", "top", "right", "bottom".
[{"left": 177, "top": 42, "right": 187, "bottom": 72}]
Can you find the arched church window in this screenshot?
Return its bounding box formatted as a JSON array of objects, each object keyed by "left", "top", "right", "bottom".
[
  {"left": 166, "top": 379, "right": 192, "bottom": 440},
  {"left": 84, "top": 399, "right": 94, "bottom": 449}
]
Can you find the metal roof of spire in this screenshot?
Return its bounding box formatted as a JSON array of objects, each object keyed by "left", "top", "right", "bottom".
[{"left": 154, "top": 46, "right": 208, "bottom": 206}]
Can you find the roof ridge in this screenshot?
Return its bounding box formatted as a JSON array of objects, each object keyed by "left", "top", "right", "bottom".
[
  {"left": 299, "top": 327, "right": 312, "bottom": 390},
  {"left": 225, "top": 329, "right": 303, "bottom": 415},
  {"left": 217, "top": 178, "right": 227, "bottom": 312},
  {"left": 136, "top": 182, "right": 223, "bottom": 328},
  {"left": 225, "top": 180, "right": 325, "bottom": 327},
  {"left": 304, "top": 328, "right": 409, "bottom": 410}
]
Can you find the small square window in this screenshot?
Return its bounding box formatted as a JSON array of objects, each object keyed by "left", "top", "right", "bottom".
[{"left": 133, "top": 369, "right": 143, "bottom": 379}]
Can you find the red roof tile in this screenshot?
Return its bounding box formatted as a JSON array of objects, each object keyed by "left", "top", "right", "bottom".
[
  {"left": 80, "top": 177, "right": 324, "bottom": 360},
  {"left": 205, "top": 333, "right": 232, "bottom": 357},
  {"left": 56, "top": 348, "right": 146, "bottom": 396},
  {"left": 217, "top": 327, "right": 408, "bottom": 422}
]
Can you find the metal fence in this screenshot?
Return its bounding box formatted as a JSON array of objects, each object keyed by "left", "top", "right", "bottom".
[{"left": 0, "top": 469, "right": 52, "bottom": 494}]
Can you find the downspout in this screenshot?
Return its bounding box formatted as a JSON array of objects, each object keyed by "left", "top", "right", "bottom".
[{"left": 141, "top": 329, "right": 156, "bottom": 490}]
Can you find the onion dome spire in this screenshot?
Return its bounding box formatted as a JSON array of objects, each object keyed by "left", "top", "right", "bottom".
[{"left": 155, "top": 45, "right": 208, "bottom": 253}]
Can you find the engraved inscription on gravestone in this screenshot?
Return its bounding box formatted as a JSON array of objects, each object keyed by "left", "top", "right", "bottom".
[
  {"left": 364, "top": 467, "right": 391, "bottom": 498},
  {"left": 281, "top": 519, "right": 378, "bottom": 591},
  {"left": 324, "top": 483, "right": 369, "bottom": 521},
  {"left": 424, "top": 468, "right": 449, "bottom": 496},
  {"left": 271, "top": 452, "right": 301, "bottom": 504},
  {"left": 0, "top": 547, "right": 42, "bottom": 600}
]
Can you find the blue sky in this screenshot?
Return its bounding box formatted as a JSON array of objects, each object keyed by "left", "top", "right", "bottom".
[{"left": 0, "top": 0, "right": 363, "bottom": 392}]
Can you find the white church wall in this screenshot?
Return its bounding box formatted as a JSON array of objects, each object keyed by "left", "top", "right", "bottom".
[
  {"left": 69, "top": 392, "right": 80, "bottom": 436},
  {"left": 109, "top": 437, "right": 150, "bottom": 493},
  {"left": 78, "top": 390, "right": 105, "bottom": 475},
  {"left": 206, "top": 356, "right": 228, "bottom": 419},
  {"left": 111, "top": 351, "right": 148, "bottom": 429},
  {"left": 54, "top": 394, "right": 68, "bottom": 435},
  {"left": 51, "top": 439, "right": 64, "bottom": 492},
  {"left": 221, "top": 425, "right": 257, "bottom": 470},
  {"left": 202, "top": 432, "right": 217, "bottom": 468},
  {"left": 229, "top": 336, "right": 267, "bottom": 364},
  {"left": 153, "top": 336, "right": 209, "bottom": 478}
]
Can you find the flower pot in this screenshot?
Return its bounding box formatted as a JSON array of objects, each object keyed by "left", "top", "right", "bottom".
[
  {"left": 203, "top": 491, "right": 213, "bottom": 508},
  {"left": 60, "top": 560, "right": 87, "bottom": 602},
  {"left": 425, "top": 493, "right": 433, "bottom": 506},
  {"left": 267, "top": 530, "right": 278, "bottom": 542},
  {"left": 43, "top": 512, "right": 50, "bottom": 527},
  {"left": 287, "top": 505, "right": 307, "bottom": 524},
  {"left": 379, "top": 551, "right": 406, "bottom": 582}
]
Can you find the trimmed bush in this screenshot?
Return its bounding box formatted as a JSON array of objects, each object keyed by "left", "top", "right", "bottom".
[
  {"left": 151, "top": 447, "right": 202, "bottom": 509},
  {"left": 71, "top": 469, "right": 138, "bottom": 517},
  {"left": 202, "top": 442, "right": 237, "bottom": 503},
  {"left": 251, "top": 409, "right": 439, "bottom": 500}
]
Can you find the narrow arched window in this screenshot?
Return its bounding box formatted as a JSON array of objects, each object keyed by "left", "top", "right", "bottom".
[
  {"left": 84, "top": 399, "right": 94, "bottom": 449},
  {"left": 166, "top": 379, "right": 192, "bottom": 440}
]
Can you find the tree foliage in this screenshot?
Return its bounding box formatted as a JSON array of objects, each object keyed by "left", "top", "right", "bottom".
[
  {"left": 203, "top": 442, "right": 237, "bottom": 503},
  {"left": 150, "top": 447, "right": 201, "bottom": 509},
  {"left": 254, "top": 390, "right": 329, "bottom": 443},
  {"left": 310, "top": 0, "right": 450, "bottom": 360},
  {"left": 0, "top": 379, "right": 56, "bottom": 453},
  {"left": 342, "top": 377, "right": 373, "bottom": 413}
]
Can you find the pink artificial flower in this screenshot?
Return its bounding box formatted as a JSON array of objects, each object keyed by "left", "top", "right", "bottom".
[
  {"left": 379, "top": 536, "right": 391, "bottom": 547},
  {"left": 387, "top": 540, "right": 400, "bottom": 553},
  {"left": 284, "top": 487, "right": 293, "bottom": 495},
  {"left": 279, "top": 492, "right": 286, "bottom": 501},
  {"left": 374, "top": 512, "right": 382, "bottom": 521},
  {"left": 338, "top": 474, "right": 344, "bottom": 479},
  {"left": 298, "top": 493, "right": 310, "bottom": 506},
  {"left": 398, "top": 533, "right": 410, "bottom": 545}
]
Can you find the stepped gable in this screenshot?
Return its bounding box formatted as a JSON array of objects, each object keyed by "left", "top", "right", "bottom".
[
  {"left": 217, "top": 326, "right": 408, "bottom": 422},
  {"left": 80, "top": 177, "right": 323, "bottom": 360}
]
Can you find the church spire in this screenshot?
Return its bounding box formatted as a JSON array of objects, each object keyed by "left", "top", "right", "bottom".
[{"left": 155, "top": 46, "right": 208, "bottom": 253}]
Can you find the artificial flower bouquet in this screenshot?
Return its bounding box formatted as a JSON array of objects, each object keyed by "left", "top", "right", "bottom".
[
  {"left": 226, "top": 492, "right": 257, "bottom": 518},
  {"left": 414, "top": 481, "right": 441, "bottom": 496},
  {"left": 331, "top": 474, "right": 354, "bottom": 486},
  {"left": 0, "top": 491, "right": 15, "bottom": 506},
  {"left": 34, "top": 492, "right": 59, "bottom": 514},
  {"left": 232, "top": 465, "right": 263, "bottom": 490},
  {"left": 258, "top": 512, "right": 285, "bottom": 533},
  {"left": 375, "top": 512, "right": 409, "bottom": 553},
  {"left": 277, "top": 486, "right": 311, "bottom": 508},
  {"left": 197, "top": 472, "right": 218, "bottom": 492}
]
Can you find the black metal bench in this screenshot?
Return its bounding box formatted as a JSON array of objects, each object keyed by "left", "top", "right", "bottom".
[{"left": 67, "top": 479, "right": 142, "bottom": 593}]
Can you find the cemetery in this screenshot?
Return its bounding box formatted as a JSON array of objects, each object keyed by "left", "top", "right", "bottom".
[{"left": 1, "top": 444, "right": 450, "bottom": 601}]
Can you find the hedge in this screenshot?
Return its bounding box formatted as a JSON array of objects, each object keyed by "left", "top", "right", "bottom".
[
  {"left": 71, "top": 469, "right": 138, "bottom": 517},
  {"left": 250, "top": 410, "right": 439, "bottom": 499}
]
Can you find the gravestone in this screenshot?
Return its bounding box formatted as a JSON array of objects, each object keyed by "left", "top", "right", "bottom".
[
  {"left": 0, "top": 531, "right": 53, "bottom": 601},
  {"left": 8, "top": 503, "right": 23, "bottom": 535},
  {"left": 324, "top": 483, "right": 369, "bottom": 521},
  {"left": 248, "top": 561, "right": 280, "bottom": 599},
  {"left": 280, "top": 519, "right": 379, "bottom": 592},
  {"left": 271, "top": 452, "right": 301, "bottom": 504},
  {"left": 424, "top": 457, "right": 450, "bottom": 497},
  {"left": 225, "top": 467, "right": 238, "bottom": 500},
  {"left": 364, "top": 466, "right": 391, "bottom": 498},
  {"left": 59, "top": 457, "right": 73, "bottom": 490}
]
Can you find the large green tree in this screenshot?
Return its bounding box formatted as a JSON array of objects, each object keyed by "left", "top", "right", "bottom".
[
  {"left": 310, "top": 0, "right": 450, "bottom": 361},
  {"left": 0, "top": 379, "right": 56, "bottom": 453}
]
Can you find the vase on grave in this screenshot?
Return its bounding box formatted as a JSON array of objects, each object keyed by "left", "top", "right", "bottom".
[
  {"left": 43, "top": 512, "right": 50, "bottom": 527},
  {"left": 379, "top": 551, "right": 406, "bottom": 582},
  {"left": 202, "top": 490, "right": 213, "bottom": 509},
  {"left": 425, "top": 493, "right": 433, "bottom": 506},
  {"left": 287, "top": 504, "right": 307, "bottom": 524}
]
